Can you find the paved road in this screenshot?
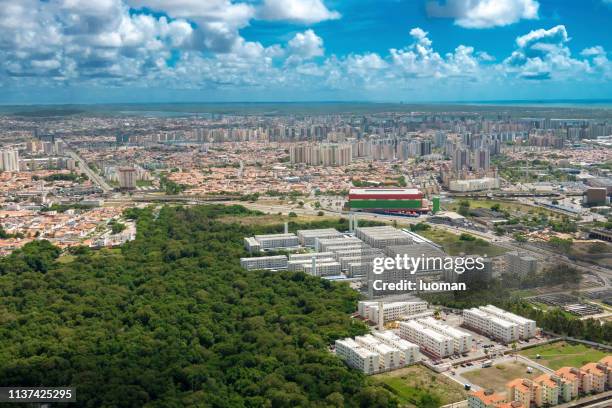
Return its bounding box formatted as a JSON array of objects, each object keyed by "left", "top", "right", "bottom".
[
  {"left": 60, "top": 139, "right": 113, "bottom": 192},
  {"left": 555, "top": 391, "right": 612, "bottom": 407}
]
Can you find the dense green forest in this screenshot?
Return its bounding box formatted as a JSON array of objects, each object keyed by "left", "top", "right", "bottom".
[{"left": 0, "top": 205, "right": 397, "bottom": 408}]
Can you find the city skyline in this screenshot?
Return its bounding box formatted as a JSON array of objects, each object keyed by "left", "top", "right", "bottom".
[
  {"left": 1, "top": 0, "right": 611, "bottom": 104},
  {"left": 0, "top": 2, "right": 610, "bottom": 406}
]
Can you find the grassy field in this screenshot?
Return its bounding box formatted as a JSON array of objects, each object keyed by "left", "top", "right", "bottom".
[
  {"left": 570, "top": 242, "right": 612, "bottom": 268},
  {"left": 136, "top": 180, "right": 153, "bottom": 187},
  {"left": 444, "top": 199, "right": 558, "bottom": 218},
  {"left": 373, "top": 365, "right": 468, "bottom": 407},
  {"left": 462, "top": 361, "right": 543, "bottom": 393},
  {"left": 511, "top": 289, "right": 540, "bottom": 298},
  {"left": 218, "top": 213, "right": 338, "bottom": 226},
  {"left": 419, "top": 228, "right": 508, "bottom": 257},
  {"left": 520, "top": 342, "right": 609, "bottom": 370}
]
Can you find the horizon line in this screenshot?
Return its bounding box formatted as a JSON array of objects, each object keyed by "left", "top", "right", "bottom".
[{"left": 1, "top": 98, "right": 612, "bottom": 108}]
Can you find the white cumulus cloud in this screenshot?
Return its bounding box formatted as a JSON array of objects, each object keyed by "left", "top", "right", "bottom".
[
  {"left": 426, "top": 0, "right": 539, "bottom": 28},
  {"left": 502, "top": 25, "right": 603, "bottom": 80},
  {"left": 259, "top": 0, "right": 340, "bottom": 24},
  {"left": 287, "top": 29, "right": 324, "bottom": 62},
  {"left": 0, "top": 2, "right": 609, "bottom": 99}
]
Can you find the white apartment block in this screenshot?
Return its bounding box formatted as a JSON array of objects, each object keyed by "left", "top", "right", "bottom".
[
  {"left": 418, "top": 317, "right": 473, "bottom": 354},
  {"left": 0, "top": 149, "right": 20, "bottom": 172},
  {"left": 239, "top": 255, "right": 288, "bottom": 271},
  {"left": 287, "top": 258, "right": 336, "bottom": 272},
  {"left": 354, "top": 226, "right": 414, "bottom": 249},
  {"left": 479, "top": 305, "right": 536, "bottom": 339},
  {"left": 399, "top": 320, "right": 454, "bottom": 358},
  {"left": 335, "top": 338, "right": 379, "bottom": 374},
  {"left": 297, "top": 228, "right": 343, "bottom": 247},
  {"left": 288, "top": 252, "right": 336, "bottom": 261},
  {"left": 243, "top": 237, "right": 260, "bottom": 253},
  {"left": 244, "top": 233, "right": 299, "bottom": 252},
  {"left": 358, "top": 301, "right": 429, "bottom": 323},
  {"left": 332, "top": 247, "right": 383, "bottom": 258},
  {"left": 315, "top": 236, "right": 362, "bottom": 252},
  {"left": 372, "top": 331, "right": 421, "bottom": 365},
  {"left": 337, "top": 254, "right": 381, "bottom": 270},
  {"left": 302, "top": 261, "right": 342, "bottom": 277},
  {"left": 400, "top": 310, "right": 435, "bottom": 321},
  {"left": 320, "top": 243, "right": 367, "bottom": 254},
  {"left": 347, "top": 262, "right": 372, "bottom": 278},
  {"left": 355, "top": 334, "right": 401, "bottom": 370},
  {"left": 463, "top": 308, "right": 520, "bottom": 343}
]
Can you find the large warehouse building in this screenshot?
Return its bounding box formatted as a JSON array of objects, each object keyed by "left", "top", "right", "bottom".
[{"left": 348, "top": 188, "right": 439, "bottom": 215}]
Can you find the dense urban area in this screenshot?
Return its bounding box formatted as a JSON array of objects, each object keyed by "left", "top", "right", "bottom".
[{"left": 0, "top": 103, "right": 611, "bottom": 407}]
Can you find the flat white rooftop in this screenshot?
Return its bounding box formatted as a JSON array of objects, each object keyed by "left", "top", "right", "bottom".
[
  {"left": 337, "top": 338, "right": 378, "bottom": 359},
  {"left": 350, "top": 188, "right": 421, "bottom": 195},
  {"left": 374, "top": 331, "right": 419, "bottom": 349},
  {"left": 480, "top": 305, "right": 534, "bottom": 325},
  {"left": 402, "top": 321, "right": 451, "bottom": 343},
  {"left": 297, "top": 228, "right": 341, "bottom": 236},
  {"left": 420, "top": 317, "right": 470, "bottom": 338},
  {"left": 254, "top": 233, "right": 297, "bottom": 239},
  {"left": 240, "top": 255, "right": 287, "bottom": 261}
]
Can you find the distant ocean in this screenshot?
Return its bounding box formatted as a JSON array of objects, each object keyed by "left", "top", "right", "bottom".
[
  {"left": 450, "top": 99, "right": 612, "bottom": 108},
  {"left": 117, "top": 110, "right": 206, "bottom": 118},
  {"left": 1, "top": 100, "right": 611, "bottom": 118}
]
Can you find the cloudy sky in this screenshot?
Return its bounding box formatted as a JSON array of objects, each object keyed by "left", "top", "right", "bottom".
[{"left": 1, "top": 0, "right": 611, "bottom": 104}]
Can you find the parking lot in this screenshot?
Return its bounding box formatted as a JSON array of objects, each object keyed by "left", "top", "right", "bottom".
[
  {"left": 428, "top": 311, "right": 552, "bottom": 371},
  {"left": 446, "top": 354, "right": 552, "bottom": 392}
]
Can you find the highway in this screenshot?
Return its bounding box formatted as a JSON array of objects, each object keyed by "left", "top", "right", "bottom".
[{"left": 60, "top": 139, "right": 113, "bottom": 193}]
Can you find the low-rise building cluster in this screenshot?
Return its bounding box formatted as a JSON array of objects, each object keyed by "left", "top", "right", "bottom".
[
  {"left": 357, "top": 300, "right": 429, "bottom": 323},
  {"left": 244, "top": 232, "right": 299, "bottom": 253},
  {"left": 240, "top": 228, "right": 390, "bottom": 278},
  {"left": 399, "top": 317, "right": 473, "bottom": 358},
  {"left": 335, "top": 331, "right": 421, "bottom": 374},
  {"left": 469, "top": 356, "right": 612, "bottom": 408},
  {"left": 463, "top": 305, "right": 537, "bottom": 344}
]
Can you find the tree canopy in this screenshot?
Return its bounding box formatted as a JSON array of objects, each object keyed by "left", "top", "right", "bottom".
[{"left": 0, "top": 205, "right": 397, "bottom": 407}]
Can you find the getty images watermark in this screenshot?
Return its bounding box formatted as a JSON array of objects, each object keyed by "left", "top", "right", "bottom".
[{"left": 370, "top": 254, "right": 485, "bottom": 292}]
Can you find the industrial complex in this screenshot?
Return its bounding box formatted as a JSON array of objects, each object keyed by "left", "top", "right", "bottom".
[{"left": 348, "top": 188, "right": 440, "bottom": 215}]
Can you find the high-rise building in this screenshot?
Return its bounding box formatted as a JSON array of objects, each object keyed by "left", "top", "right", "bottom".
[
  {"left": 289, "top": 144, "right": 352, "bottom": 166},
  {"left": 420, "top": 139, "right": 432, "bottom": 156},
  {"left": 396, "top": 140, "right": 410, "bottom": 160},
  {"left": 289, "top": 145, "right": 307, "bottom": 164},
  {"left": 474, "top": 148, "right": 490, "bottom": 171},
  {"left": 452, "top": 147, "right": 470, "bottom": 172},
  {"left": 0, "top": 149, "right": 20, "bottom": 172},
  {"left": 584, "top": 188, "right": 608, "bottom": 205},
  {"left": 434, "top": 131, "right": 447, "bottom": 148},
  {"left": 117, "top": 167, "right": 137, "bottom": 189},
  {"left": 371, "top": 139, "right": 395, "bottom": 160}
]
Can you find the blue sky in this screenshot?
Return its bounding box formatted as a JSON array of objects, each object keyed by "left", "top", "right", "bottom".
[
  {"left": 245, "top": 0, "right": 612, "bottom": 58},
  {"left": 0, "top": 0, "right": 611, "bottom": 104}
]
